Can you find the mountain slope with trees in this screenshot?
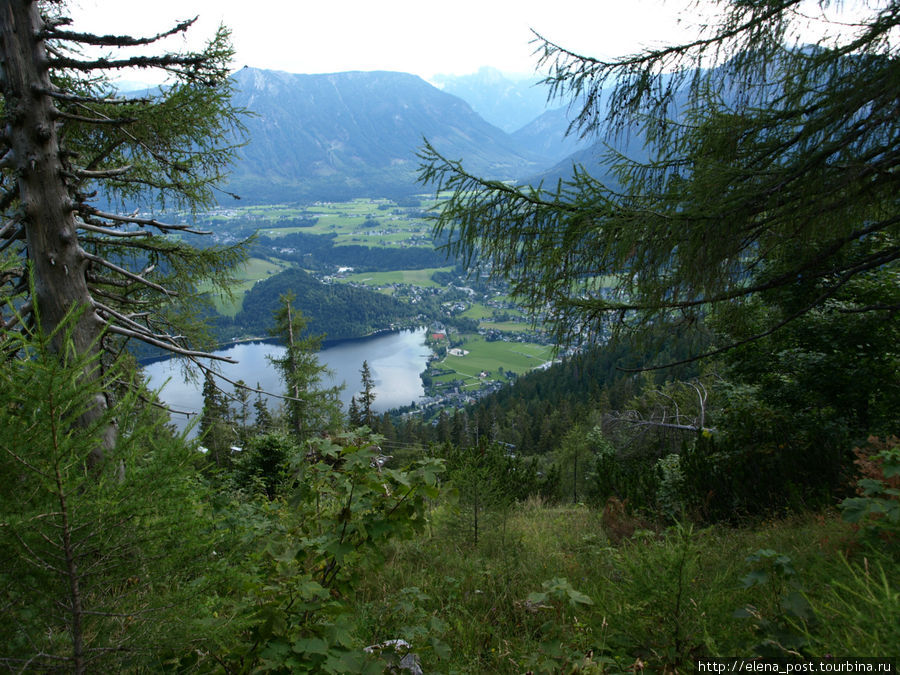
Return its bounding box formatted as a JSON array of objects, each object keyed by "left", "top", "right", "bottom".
[
  {"left": 223, "top": 68, "right": 548, "bottom": 203},
  {"left": 419, "top": 0, "right": 899, "bottom": 518},
  {"left": 224, "top": 267, "right": 419, "bottom": 341}
]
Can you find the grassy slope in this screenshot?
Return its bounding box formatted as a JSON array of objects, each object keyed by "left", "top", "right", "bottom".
[
  {"left": 337, "top": 267, "right": 454, "bottom": 288},
  {"left": 204, "top": 256, "right": 293, "bottom": 316},
  {"left": 435, "top": 335, "right": 554, "bottom": 387},
  {"left": 353, "top": 501, "right": 899, "bottom": 673}
]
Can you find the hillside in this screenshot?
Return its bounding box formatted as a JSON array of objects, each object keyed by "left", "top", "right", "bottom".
[
  {"left": 218, "top": 267, "right": 419, "bottom": 341},
  {"left": 223, "top": 68, "right": 548, "bottom": 203}
]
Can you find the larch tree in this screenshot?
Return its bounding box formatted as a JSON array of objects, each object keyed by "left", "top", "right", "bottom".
[
  {"left": 0, "top": 0, "right": 246, "bottom": 461},
  {"left": 419, "top": 0, "right": 899, "bottom": 361},
  {"left": 358, "top": 358, "right": 376, "bottom": 427},
  {"left": 268, "top": 291, "right": 343, "bottom": 440}
]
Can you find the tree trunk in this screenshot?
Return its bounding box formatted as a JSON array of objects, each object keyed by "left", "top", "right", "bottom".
[{"left": 1, "top": 0, "right": 116, "bottom": 463}]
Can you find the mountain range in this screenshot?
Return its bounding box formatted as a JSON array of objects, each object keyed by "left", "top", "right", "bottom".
[
  {"left": 222, "top": 67, "right": 594, "bottom": 204},
  {"left": 430, "top": 67, "right": 553, "bottom": 134}
]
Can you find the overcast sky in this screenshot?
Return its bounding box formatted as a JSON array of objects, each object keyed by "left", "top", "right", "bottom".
[
  {"left": 66, "top": 0, "right": 715, "bottom": 83},
  {"left": 68, "top": 0, "right": 873, "bottom": 85}
]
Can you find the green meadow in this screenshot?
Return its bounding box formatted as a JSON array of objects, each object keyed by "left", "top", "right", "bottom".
[
  {"left": 214, "top": 198, "right": 434, "bottom": 249},
  {"left": 337, "top": 267, "right": 453, "bottom": 288},
  {"left": 434, "top": 335, "right": 555, "bottom": 387},
  {"left": 205, "top": 256, "right": 293, "bottom": 316}
]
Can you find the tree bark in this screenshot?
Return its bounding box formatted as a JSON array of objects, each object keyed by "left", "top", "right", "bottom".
[{"left": 1, "top": 0, "right": 116, "bottom": 463}]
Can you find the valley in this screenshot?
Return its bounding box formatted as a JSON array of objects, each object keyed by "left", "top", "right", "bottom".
[{"left": 188, "top": 196, "right": 560, "bottom": 417}]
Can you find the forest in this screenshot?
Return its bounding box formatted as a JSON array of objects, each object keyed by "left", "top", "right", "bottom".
[
  {"left": 0, "top": 0, "right": 898, "bottom": 672},
  {"left": 217, "top": 267, "right": 421, "bottom": 342}
]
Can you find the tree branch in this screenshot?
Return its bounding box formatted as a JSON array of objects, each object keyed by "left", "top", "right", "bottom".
[
  {"left": 47, "top": 53, "right": 207, "bottom": 73},
  {"left": 103, "top": 324, "right": 236, "bottom": 362},
  {"left": 78, "top": 206, "right": 211, "bottom": 234},
  {"left": 43, "top": 18, "right": 197, "bottom": 48},
  {"left": 56, "top": 112, "right": 138, "bottom": 126},
  {"left": 81, "top": 251, "right": 175, "bottom": 296}
]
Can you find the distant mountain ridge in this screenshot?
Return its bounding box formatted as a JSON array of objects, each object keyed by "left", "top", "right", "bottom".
[
  {"left": 224, "top": 68, "right": 549, "bottom": 203},
  {"left": 431, "top": 67, "right": 553, "bottom": 133}
]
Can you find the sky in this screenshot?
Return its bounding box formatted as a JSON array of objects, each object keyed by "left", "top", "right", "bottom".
[
  {"left": 67, "top": 0, "right": 713, "bottom": 83},
  {"left": 68, "top": 0, "right": 875, "bottom": 85}
]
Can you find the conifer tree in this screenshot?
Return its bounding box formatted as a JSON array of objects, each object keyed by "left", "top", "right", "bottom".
[
  {"left": 232, "top": 378, "right": 253, "bottom": 443},
  {"left": 358, "top": 359, "right": 377, "bottom": 427},
  {"left": 0, "top": 303, "right": 224, "bottom": 671},
  {"left": 253, "top": 382, "right": 273, "bottom": 432},
  {"left": 199, "top": 370, "right": 234, "bottom": 465},
  {"left": 0, "top": 0, "right": 246, "bottom": 457},
  {"left": 348, "top": 395, "right": 362, "bottom": 428},
  {"left": 419, "top": 0, "right": 899, "bottom": 359},
  {"left": 268, "top": 292, "right": 342, "bottom": 440}
]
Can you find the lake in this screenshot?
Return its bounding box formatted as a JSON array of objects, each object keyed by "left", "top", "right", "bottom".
[{"left": 142, "top": 328, "right": 431, "bottom": 433}]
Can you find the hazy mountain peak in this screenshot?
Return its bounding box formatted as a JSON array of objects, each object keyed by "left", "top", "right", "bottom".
[{"left": 430, "top": 68, "right": 551, "bottom": 133}]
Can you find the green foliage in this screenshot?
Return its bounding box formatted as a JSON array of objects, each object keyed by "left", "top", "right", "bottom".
[
  {"left": 440, "top": 439, "right": 545, "bottom": 545},
  {"left": 798, "top": 553, "right": 900, "bottom": 655},
  {"left": 420, "top": 2, "right": 900, "bottom": 352},
  {"left": 527, "top": 577, "right": 594, "bottom": 611},
  {"left": 228, "top": 267, "right": 418, "bottom": 341},
  {"left": 199, "top": 370, "right": 238, "bottom": 466},
  {"left": 355, "top": 500, "right": 891, "bottom": 672},
  {"left": 215, "top": 431, "right": 443, "bottom": 672},
  {"left": 604, "top": 523, "right": 722, "bottom": 670},
  {"left": 0, "top": 306, "right": 222, "bottom": 671},
  {"left": 356, "top": 360, "right": 377, "bottom": 428},
  {"left": 734, "top": 549, "right": 815, "bottom": 658},
  {"left": 840, "top": 436, "right": 900, "bottom": 551},
  {"left": 656, "top": 453, "right": 686, "bottom": 522},
  {"left": 268, "top": 292, "right": 343, "bottom": 440},
  {"left": 231, "top": 431, "right": 299, "bottom": 499},
  {"left": 586, "top": 436, "right": 660, "bottom": 513}
]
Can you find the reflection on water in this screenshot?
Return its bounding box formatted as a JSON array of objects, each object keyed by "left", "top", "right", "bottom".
[{"left": 143, "top": 328, "right": 430, "bottom": 433}]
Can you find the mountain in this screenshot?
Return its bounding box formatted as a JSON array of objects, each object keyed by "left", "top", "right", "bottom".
[
  {"left": 224, "top": 68, "right": 546, "bottom": 203},
  {"left": 431, "top": 67, "right": 552, "bottom": 133},
  {"left": 511, "top": 105, "right": 590, "bottom": 165}
]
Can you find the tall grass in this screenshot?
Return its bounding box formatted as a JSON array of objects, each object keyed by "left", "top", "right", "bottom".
[{"left": 352, "top": 500, "right": 897, "bottom": 673}]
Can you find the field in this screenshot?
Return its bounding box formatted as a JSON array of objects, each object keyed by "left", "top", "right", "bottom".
[
  {"left": 433, "top": 335, "right": 555, "bottom": 389},
  {"left": 479, "top": 319, "right": 532, "bottom": 333},
  {"left": 205, "top": 256, "right": 293, "bottom": 316},
  {"left": 336, "top": 267, "right": 453, "bottom": 288},
  {"left": 210, "top": 198, "right": 437, "bottom": 249}
]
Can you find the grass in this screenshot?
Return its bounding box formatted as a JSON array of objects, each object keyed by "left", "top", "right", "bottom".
[
  {"left": 353, "top": 501, "right": 898, "bottom": 673},
  {"left": 212, "top": 199, "right": 434, "bottom": 249},
  {"left": 435, "top": 335, "right": 554, "bottom": 384},
  {"left": 337, "top": 267, "right": 454, "bottom": 288},
  {"left": 480, "top": 320, "right": 533, "bottom": 333},
  {"left": 202, "top": 256, "right": 293, "bottom": 316}
]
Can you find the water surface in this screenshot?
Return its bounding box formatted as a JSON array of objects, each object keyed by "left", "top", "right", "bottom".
[{"left": 143, "top": 328, "right": 430, "bottom": 433}]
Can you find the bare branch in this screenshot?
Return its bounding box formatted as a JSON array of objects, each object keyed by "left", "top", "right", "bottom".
[
  {"left": 0, "top": 217, "right": 22, "bottom": 240},
  {"left": 78, "top": 206, "right": 211, "bottom": 234},
  {"left": 43, "top": 18, "right": 197, "bottom": 48},
  {"left": 70, "top": 165, "right": 133, "bottom": 179},
  {"left": 35, "top": 86, "right": 151, "bottom": 105},
  {"left": 75, "top": 221, "right": 152, "bottom": 238},
  {"left": 81, "top": 251, "right": 175, "bottom": 296},
  {"left": 103, "top": 324, "right": 236, "bottom": 363}
]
